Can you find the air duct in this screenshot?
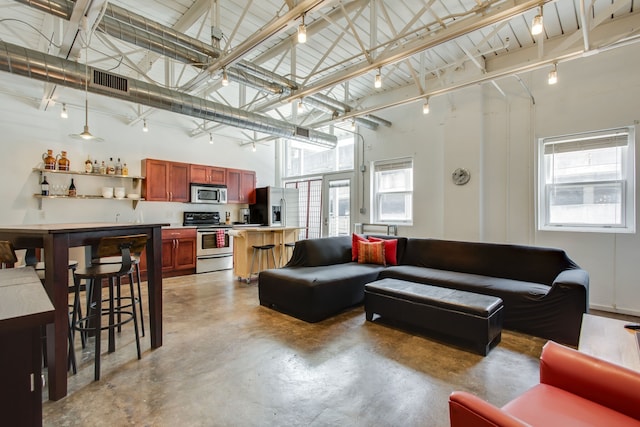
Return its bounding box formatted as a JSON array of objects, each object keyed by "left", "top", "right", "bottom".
[
  {"left": 0, "top": 41, "right": 337, "bottom": 148},
  {"left": 12, "top": 0, "right": 391, "bottom": 128}
]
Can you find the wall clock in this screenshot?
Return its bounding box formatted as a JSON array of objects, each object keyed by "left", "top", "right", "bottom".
[{"left": 452, "top": 168, "right": 471, "bottom": 185}]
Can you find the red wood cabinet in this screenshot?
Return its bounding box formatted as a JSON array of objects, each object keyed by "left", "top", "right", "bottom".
[
  {"left": 226, "top": 168, "right": 256, "bottom": 204},
  {"left": 139, "top": 228, "right": 196, "bottom": 277},
  {"left": 190, "top": 164, "right": 226, "bottom": 185},
  {"left": 142, "top": 159, "right": 190, "bottom": 202}
]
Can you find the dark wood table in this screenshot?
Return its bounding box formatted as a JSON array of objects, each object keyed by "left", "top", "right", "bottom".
[{"left": 0, "top": 223, "right": 167, "bottom": 400}]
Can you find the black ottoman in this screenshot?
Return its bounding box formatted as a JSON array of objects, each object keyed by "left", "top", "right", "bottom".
[{"left": 365, "top": 278, "right": 504, "bottom": 355}]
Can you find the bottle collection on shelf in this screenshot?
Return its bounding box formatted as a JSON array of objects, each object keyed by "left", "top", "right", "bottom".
[
  {"left": 43, "top": 149, "right": 129, "bottom": 176},
  {"left": 41, "top": 151, "right": 130, "bottom": 198}
]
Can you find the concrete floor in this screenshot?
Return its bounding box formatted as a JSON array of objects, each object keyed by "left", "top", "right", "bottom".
[{"left": 43, "top": 270, "right": 550, "bottom": 426}]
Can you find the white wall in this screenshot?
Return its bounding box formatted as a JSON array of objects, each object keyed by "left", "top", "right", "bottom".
[
  {"left": 358, "top": 41, "right": 640, "bottom": 315},
  {"left": 0, "top": 89, "right": 276, "bottom": 227}
]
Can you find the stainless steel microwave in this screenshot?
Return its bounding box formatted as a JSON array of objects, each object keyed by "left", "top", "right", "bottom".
[{"left": 190, "top": 184, "right": 228, "bottom": 204}]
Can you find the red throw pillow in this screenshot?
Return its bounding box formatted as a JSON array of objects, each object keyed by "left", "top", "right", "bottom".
[
  {"left": 368, "top": 237, "right": 398, "bottom": 265},
  {"left": 352, "top": 233, "right": 368, "bottom": 261},
  {"left": 357, "top": 240, "right": 386, "bottom": 265}
]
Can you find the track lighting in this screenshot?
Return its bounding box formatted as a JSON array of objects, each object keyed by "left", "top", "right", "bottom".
[
  {"left": 423, "top": 99, "right": 430, "bottom": 115},
  {"left": 143, "top": 119, "right": 149, "bottom": 132},
  {"left": 548, "top": 63, "right": 558, "bottom": 85},
  {"left": 298, "top": 99, "right": 304, "bottom": 111},
  {"left": 531, "top": 7, "right": 543, "bottom": 36},
  {"left": 60, "top": 103, "right": 68, "bottom": 119},
  {"left": 374, "top": 68, "right": 382, "bottom": 89},
  {"left": 297, "top": 13, "right": 307, "bottom": 44},
  {"left": 252, "top": 142, "right": 256, "bottom": 152},
  {"left": 351, "top": 120, "right": 356, "bottom": 130},
  {"left": 221, "top": 68, "right": 229, "bottom": 86},
  {"left": 209, "top": 133, "right": 214, "bottom": 144}
]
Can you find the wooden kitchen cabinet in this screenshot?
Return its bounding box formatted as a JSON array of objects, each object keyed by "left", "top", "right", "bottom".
[
  {"left": 139, "top": 228, "right": 196, "bottom": 277},
  {"left": 142, "top": 159, "right": 190, "bottom": 202},
  {"left": 226, "top": 168, "right": 256, "bottom": 204},
  {"left": 190, "top": 164, "right": 226, "bottom": 185}
]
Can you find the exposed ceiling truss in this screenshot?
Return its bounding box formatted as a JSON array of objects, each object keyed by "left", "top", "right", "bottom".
[{"left": 0, "top": 0, "right": 638, "bottom": 146}]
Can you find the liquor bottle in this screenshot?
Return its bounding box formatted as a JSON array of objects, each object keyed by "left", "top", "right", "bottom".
[
  {"left": 92, "top": 160, "right": 99, "bottom": 174},
  {"left": 99, "top": 161, "right": 106, "bottom": 175},
  {"left": 41, "top": 175, "right": 49, "bottom": 196},
  {"left": 122, "top": 162, "right": 129, "bottom": 176},
  {"left": 108, "top": 157, "right": 115, "bottom": 175},
  {"left": 68, "top": 178, "right": 77, "bottom": 197},
  {"left": 85, "top": 156, "right": 93, "bottom": 173},
  {"left": 115, "top": 158, "right": 123, "bottom": 175}
]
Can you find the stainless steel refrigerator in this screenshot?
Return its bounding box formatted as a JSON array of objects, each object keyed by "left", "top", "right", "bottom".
[{"left": 250, "top": 186, "right": 299, "bottom": 226}]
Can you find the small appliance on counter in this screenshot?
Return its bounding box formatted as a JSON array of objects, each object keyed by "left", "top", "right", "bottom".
[
  {"left": 183, "top": 211, "right": 233, "bottom": 273},
  {"left": 240, "top": 208, "right": 250, "bottom": 224}
]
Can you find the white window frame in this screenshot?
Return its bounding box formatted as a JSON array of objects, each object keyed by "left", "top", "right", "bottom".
[
  {"left": 371, "top": 157, "right": 413, "bottom": 225},
  {"left": 537, "top": 126, "right": 636, "bottom": 233}
]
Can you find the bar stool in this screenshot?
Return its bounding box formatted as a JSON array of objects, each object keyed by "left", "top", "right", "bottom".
[
  {"left": 34, "top": 259, "right": 80, "bottom": 374},
  {"left": 71, "top": 235, "right": 147, "bottom": 381},
  {"left": 90, "top": 253, "right": 145, "bottom": 337},
  {"left": 248, "top": 244, "right": 277, "bottom": 282}
]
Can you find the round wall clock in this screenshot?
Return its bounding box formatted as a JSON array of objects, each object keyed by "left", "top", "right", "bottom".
[{"left": 452, "top": 168, "right": 471, "bottom": 185}]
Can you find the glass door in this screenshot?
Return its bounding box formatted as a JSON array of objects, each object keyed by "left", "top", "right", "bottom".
[{"left": 322, "top": 173, "right": 353, "bottom": 237}]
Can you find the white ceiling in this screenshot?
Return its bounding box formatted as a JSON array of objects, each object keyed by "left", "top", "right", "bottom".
[{"left": 0, "top": 0, "right": 638, "bottom": 142}]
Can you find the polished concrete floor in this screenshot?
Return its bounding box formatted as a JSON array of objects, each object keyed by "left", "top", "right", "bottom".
[{"left": 43, "top": 270, "right": 553, "bottom": 426}]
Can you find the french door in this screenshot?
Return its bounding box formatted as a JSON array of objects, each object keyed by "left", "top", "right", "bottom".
[{"left": 321, "top": 173, "right": 353, "bottom": 237}]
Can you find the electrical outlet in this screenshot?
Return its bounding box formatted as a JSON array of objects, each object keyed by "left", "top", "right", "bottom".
[{"left": 359, "top": 207, "right": 366, "bottom": 214}]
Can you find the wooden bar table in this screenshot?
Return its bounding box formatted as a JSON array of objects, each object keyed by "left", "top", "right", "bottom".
[
  {"left": 578, "top": 313, "right": 640, "bottom": 372},
  {"left": 0, "top": 222, "right": 167, "bottom": 401}
]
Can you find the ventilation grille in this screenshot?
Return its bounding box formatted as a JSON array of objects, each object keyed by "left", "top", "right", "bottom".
[
  {"left": 294, "top": 126, "right": 310, "bottom": 138},
  {"left": 91, "top": 69, "right": 129, "bottom": 94}
]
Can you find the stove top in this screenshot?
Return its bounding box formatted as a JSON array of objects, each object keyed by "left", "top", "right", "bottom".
[{"left": 183, "top": 211, "right": 222, "bottom": 226}]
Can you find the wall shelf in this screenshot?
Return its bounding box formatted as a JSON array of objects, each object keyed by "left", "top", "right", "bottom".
[{"left": 33, "top": 168, "right": 145, "bottom": 209}]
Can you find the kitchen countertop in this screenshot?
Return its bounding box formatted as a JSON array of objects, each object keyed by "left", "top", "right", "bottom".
[{"left": 231, "top": 225, "right": 305, "bottom": 231}]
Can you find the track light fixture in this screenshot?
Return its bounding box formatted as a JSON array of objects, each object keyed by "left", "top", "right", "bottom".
[
  {"left": 60, "top": 103, "right": 68, "bottom": 119},
  {"left": 531, "top": 7, "right": 543, "bottom": 36},
  {"left": 143, "top": 119, "right": 149, "bottom": 132},
  {"left": 351, "top": 120, "right": 356, "bottom": 130},
  {"left": 423, "top": 98, "right": 430, "bottom": 115},
  {"left": 374, "top": 68, "right": 382, "bottom": 89},
  {"left": 548, "top": 63, "right": 558, "bottom": 85},
  {"left": 297, "top": 13, "right": 307, "bottom": 44},
  {"left": 209, "top": 133, "right": 214, "bottom": 144},
  {"left": 252, "top": 142, "right": 257, "bottom": 152},
  {"left": 221, "top": 68, "right": 229, "bottom": 86},
  {"left": 298, "top": 99, "right": 304, "bottom": 111}
]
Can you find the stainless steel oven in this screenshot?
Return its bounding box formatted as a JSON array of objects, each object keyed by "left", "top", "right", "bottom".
[{"left": 184, "top": 212, "right": 234, "bottom": 273}]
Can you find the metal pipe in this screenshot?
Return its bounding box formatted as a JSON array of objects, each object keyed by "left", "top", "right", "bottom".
[{"left": 0, "top": 41, "right": 337, "bottom": 147}]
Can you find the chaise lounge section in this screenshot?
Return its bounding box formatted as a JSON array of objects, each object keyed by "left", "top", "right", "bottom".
[{"left": 258, "top": 235, "right": 589, "bottom": 345}]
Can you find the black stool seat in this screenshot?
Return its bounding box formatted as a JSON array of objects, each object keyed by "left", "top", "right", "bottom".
[{"left": 248, "top": 244, "right": 277, "bottom": 283}]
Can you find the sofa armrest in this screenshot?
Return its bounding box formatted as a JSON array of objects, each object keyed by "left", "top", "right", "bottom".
[
  {"left": 540, "top": 341, "right": 640, "bottom": 420},
  {"left": 551, "top": 268, "right": 589, "bottom": 291},
  {"left": 449, "top": 391, "right": 531, "bottom": 427}
]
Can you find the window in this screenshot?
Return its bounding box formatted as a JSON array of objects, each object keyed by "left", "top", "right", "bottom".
[
  {"left": 537, "top": 127, "right": 635, "bottom": 233},
  {"left": 372, "top": 157, "right": 413, "bottom": 224},
  {"left": 284, "top": 130, "right": 354, "bottom": 177}
]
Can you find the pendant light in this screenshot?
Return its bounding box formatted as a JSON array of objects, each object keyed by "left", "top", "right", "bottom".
[
  {"left": 548, "top": 63, "right": 558, "bottom": 85},
  {"left": 70, "top": 44, "right": 103, "bottom": 142},
  {"left": 142, "top": 119, "right": 149, "bottom": 132},
  {"left": 374, "top": 68, "right": 382, "bottom": 89},
  {"left": 221, "top": 68, "right": 229, "bottom": 86},
  {"left": 60, "top": 103, "right": 68, "bottom": 119},
  {"left": 209, "top": 133, "right": 214, "bottom": 144},
  {"left": 531, "top": 7, "right": 543, "bottom": 36},
  {"left": 297, "top": 13, "right": 307, "bottom": 44},
  {"left": 422, "top": 98, "right": 430, "bottom": 115}
]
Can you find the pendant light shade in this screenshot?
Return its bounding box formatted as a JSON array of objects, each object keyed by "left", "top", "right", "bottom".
[
  {"left": 298, "top": 13, "right": 307, "bottom": 44},
  {"left": 531, "top": 8, "right": 543, "bottom": 35},
  {"left": 70, "top": 45, "right": 103, "bottom": 142}
]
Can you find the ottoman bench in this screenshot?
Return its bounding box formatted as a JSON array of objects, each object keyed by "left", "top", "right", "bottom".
[{"left": 364, "top": 278, "right": 504, "bottom": 355}]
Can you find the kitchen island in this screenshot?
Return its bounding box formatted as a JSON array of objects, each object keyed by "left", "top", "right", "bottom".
[{"left": 231, "top": 226, "right": 303, "bottom": 282}]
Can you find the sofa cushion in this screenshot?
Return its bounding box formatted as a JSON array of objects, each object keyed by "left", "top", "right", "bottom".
[
  {"left": 351, "top": 233, "right": 368, "bottom": 261},
  {"left": 368, "top": 237, "right": 398, "bottom": 265},
  {"left": 287, "top": 235, "right": 353, "bottom": 267},
  {"left": 358, "top": 240, "right": 386, "bottom": 265},
  {"left": 504, "top": 384, "right": 640, "bottom": 427}
]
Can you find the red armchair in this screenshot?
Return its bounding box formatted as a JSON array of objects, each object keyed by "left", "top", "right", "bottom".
[{"left": 449, "top": 340, "right": 640, "bottom": 427}]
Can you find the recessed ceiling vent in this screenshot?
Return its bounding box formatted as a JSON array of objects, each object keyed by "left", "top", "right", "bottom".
[
  {"left": 294, "top": 126, "right": 310, "bottom": 138},
  {"left": 91, "top": 69, "right": 129, "bottom": 94}
]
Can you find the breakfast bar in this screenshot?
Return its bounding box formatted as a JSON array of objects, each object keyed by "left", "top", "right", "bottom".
[
  {"left": 231, "top": 226, "right": 303, "bottom": 282},
  {"left": 0, "top": 222, "right": 166, "bottom": 400}
]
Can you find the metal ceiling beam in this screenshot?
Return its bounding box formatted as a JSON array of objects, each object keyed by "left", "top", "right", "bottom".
[{"left": 284, "top": 0, "right": 553, "bottom": 103}]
